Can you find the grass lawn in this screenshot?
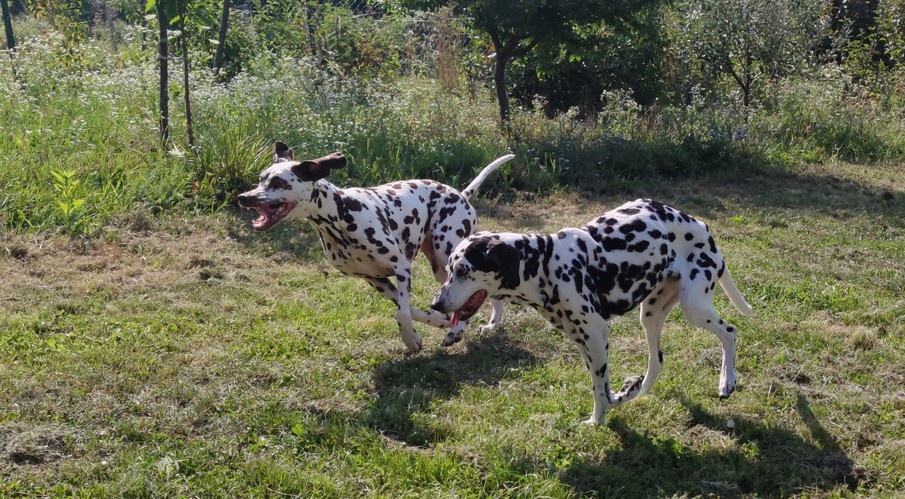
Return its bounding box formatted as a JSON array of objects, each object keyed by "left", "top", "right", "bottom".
[{"left": 1, "top": 161, "right": 903, "bottom": 497}]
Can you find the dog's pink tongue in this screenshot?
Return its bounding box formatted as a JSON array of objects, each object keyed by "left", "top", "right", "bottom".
[{"left": 450, "top": 312, "right": 460, "bottom": 327}]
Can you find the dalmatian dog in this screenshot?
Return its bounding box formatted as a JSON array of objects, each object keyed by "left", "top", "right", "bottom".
[
  {"left": 238, "top": 142, "right": 514, "bottom": 353},
  {"left": 430, "top": 199, "right": 753, "bottom": 425}
]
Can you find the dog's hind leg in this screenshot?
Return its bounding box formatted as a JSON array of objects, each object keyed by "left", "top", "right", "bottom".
[
  {"left": 679, "top": 276, "right": 740, "bottom": 398},
  {"left": 637, "top": 280, "right": 680, "bottom": 396}
]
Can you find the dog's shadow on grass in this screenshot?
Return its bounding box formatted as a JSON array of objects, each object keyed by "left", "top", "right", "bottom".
[
  {"left": 363, "top": 329, "right": 539, "bottom": 447},
  {"left": 551, "top": 393, "right": 861, "bottom": 497}
]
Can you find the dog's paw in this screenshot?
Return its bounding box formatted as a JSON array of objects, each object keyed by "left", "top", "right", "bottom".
[
  {"left": 402, "top": 335, "right": 423, "bottom": 355},
  {"left": 618, "top": 375, "right": 645, "bottom": 395},
  {"left": 441, "top": 330, "right": 463, "bottom": 347},
  {"left": 718, "top": 384, "right": 735, "bottom": 399},
  {"left": 582, "top": 416, "right": 606, "bottom": 426},
  {"left": 478, "top": 323, "right": 499, "bottom": 335}
]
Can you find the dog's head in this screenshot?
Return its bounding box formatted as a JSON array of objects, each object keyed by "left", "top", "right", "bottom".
[
  {"left": 430, "top": 233, "right": 520, "bottom": 325},
  {"left": 237, "top": 142, "right": 346, "bottom": 231}
]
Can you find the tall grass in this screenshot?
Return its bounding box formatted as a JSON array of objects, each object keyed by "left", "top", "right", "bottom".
[{"left": 1, "top": 22, "right": 903, "bottom": 235}]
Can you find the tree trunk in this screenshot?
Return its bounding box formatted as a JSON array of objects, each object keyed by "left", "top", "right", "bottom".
[
  {"left": 212, "top": 0, "right": 229, "bottom": 75},
  {"left": 157, "top": 0, "right": 169, "bottom": 144},
  {"left": 178, "top": 2, "right": 194, "bottom": 148},
  {"left": 488, "top": 29, "right": 511, "bottom": 132},
  {"left": 103, "top": 0, "right": 117, "bottom": 53},
  {"left": 1, "top": 0, "right": 15, "bottom": 50},
  {"left": 493, "top": 54, "right": 511, "bottom": 130}
]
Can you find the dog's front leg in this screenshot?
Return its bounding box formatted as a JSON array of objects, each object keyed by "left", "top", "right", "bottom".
[
  {"left": 442, "top": 298, "right": 503, "bottom": 346},
  {"left": 364, "top": 277, "right": 449, "bottom": 328},
  {"left": 478, "top": 298, "right": 505, "bottom": 334},
  {"left": 566, "top": 316, "right": 613, "bottom": 426},
  {"left": 392, "top": 267, "right": 423, "bottom": 354}
]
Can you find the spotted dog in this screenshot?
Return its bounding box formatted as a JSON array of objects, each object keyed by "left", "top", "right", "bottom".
[
  {"left": 431, "top": 199, "right": 753, "bottom": 424},
  {"left": 238, "top": 142, "right": 514, "bottom": 352}
]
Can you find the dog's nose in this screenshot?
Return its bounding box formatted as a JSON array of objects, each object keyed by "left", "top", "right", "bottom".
[
  {"left": 430, "top": 300, "right": 446, "bottom": 313},
  {"left": 237, "top": 193, "right": 253, "bottom": 206}
]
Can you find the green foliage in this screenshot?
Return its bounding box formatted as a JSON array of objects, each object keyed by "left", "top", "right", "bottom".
[
  {"left": 667, "top": 0, "right": 831, "bottom": 107},
  {"left": 49, "top": 169, "right": 88, "bottom": 232},
  {"left": 208, "top": 1, "right": 410, "bottom": 81},
  {"left": 751, "top": 70, "right": 905, "bottom": 163},
  {"left": 2, "top": 2, "right": 905, "bottom": 237},
  {"left": 836, "top": 0, "right": 905, "bottom": 100},
  {"left": 509, "top": 1, "right": 668, "bottom": 113}
]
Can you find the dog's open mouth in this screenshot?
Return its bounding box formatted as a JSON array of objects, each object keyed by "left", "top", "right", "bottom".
[
  {"left": 251, "top": 201, "right": 297, "bottom": 231},
  {"left": 450, "top": 290, "right": 488, "bottom": 327}
]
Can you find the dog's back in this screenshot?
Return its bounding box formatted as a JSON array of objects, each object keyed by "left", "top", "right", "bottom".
[{"left": 582, "top": 199, "right": 751, "bottom": 318}]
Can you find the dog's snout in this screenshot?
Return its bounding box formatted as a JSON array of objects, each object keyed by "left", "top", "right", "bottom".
[
  {"left": 237, "top": 193, "right": 254, "bottom": 207},
  {"left": 430, "top": 300, "right": 445, "bottom": 312}
]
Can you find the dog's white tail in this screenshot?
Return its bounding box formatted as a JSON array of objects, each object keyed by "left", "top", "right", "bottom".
[
  {"left": 719, "top": 267, "right": 754, "bottom": 316},
  {"left": 461, "top": 154, "right": 515, "bottom": 200}
]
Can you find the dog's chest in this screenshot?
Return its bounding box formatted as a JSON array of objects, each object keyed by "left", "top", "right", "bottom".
[{"left": 307, "top": 213, "right": 395, "bottom": 277}]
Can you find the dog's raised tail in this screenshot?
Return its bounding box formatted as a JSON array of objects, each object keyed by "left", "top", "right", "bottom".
[
  {"left": 461, "top": 154, "right": 515, "bottom": 200},
  {"left": 719, "top": 267, "right": 754, "bottom": 317}
]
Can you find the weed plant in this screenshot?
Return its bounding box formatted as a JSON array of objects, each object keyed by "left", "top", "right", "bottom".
[{"left": 1, "top": 23, "right": 904, "bottom": 235}]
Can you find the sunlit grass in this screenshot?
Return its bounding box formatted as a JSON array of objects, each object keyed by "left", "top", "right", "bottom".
[{"left": 2, "top": 161, "right": 904, "bottom": 496}]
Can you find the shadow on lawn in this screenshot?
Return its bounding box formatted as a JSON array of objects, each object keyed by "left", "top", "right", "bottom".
[
  {"left": 363, "top": 328, "right": 539, "bottom": 447},
  {"left": 637, "top": 168, "right": 905, "bottom": 230},
  {"left": 551, "top": 394, "right": 862, "bottom": 497},
  {"left": 225, "top": 162, "right": 905, "bottom": 263}
]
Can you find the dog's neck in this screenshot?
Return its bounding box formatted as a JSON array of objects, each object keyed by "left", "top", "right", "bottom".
[
  {"left": 287, "top": 179, "right": 342, "bottom": 222},
  {"left": 293, "top": 180, "right": 367, "bottom": 251},
  {"left": 490, "top": 234, "right": 560, "bottom": 311}
]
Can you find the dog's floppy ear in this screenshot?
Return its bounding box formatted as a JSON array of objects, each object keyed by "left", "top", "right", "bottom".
[
  {"left": 291, "top": 152, "right": 347, "bottom": 182},
  {"left": 465, "top": 238, "right": 520, "bottom": 289},
  {"left": 274, "top": 141, "right": 294, "bottom": 162},
  {"left": 487, "top": 240, "right": 520, "bottom": 289}
]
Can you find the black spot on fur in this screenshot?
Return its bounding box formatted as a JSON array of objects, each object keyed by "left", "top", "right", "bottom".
[
  {"left": 268, "top": 177, "right": 292, "bottom": 190},
  {"left": 619, "top": 220, "right": 647, "bottom": 234}
]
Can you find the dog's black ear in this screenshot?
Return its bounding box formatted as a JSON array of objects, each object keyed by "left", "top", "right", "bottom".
[
  {"left": 487, "top": 241, "right": 520, "bottom": 289},
  {"left": 464, "top": 238, "right": 520, "bottom": 289},
  {"left": 291, "top": 152, "right": 347, "bottom": 181},
  {"left": 274, "top": 141, "right": 294, "bottom": 162}
]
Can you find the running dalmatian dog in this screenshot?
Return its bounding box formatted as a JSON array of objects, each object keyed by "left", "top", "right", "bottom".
[
  {"left": 238, "top": 142, "right": 514, "bottom": 353},
  {"left": 430, "top": 199, "right": 753, "bottom": 425}
]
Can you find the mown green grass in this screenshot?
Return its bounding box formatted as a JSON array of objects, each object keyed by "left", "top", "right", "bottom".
[{"left": 2, "top": 161, "right": 903, "bottom": 497}]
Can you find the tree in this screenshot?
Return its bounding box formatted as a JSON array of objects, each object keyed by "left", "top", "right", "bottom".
[
  {"left": 212, "top": 0, "right": 228, "bottom": 74},
  {"left": 669, "top": 0, "right": 830, "bottom": 110},
  {"left": 509, "top": 3, "right": 667, "bottom": 116},
  {"left": 149, "top": 0, "right": 206, "bottom": 146},
  {"left": 102, "top": 0, "right": 118, "bottom": 53},
  {"left": 156, "top": 0, "right": 169, "bottom": 143},
  {"left": 177, "top": 0, "right": 194, "bottom": 147},
  {"left": 2, "top": 0, "right": 16, "bottom": 50},
  {"left": 401, "top": 0, "right": 659, "bottom": 129}
]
